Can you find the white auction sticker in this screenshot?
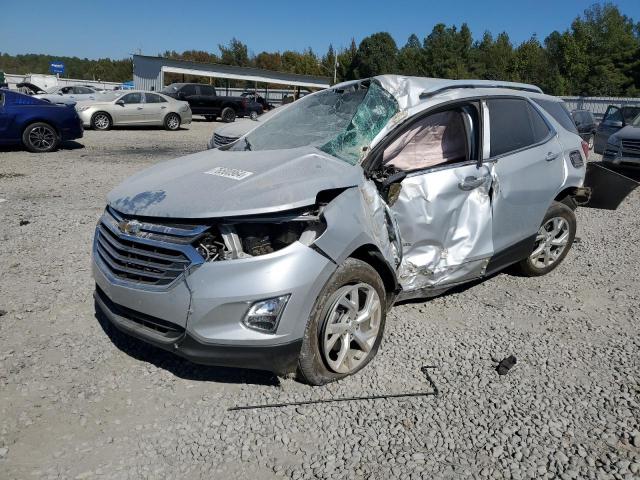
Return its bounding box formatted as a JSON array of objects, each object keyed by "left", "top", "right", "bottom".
[{"left": 204, "top": 167, "right": 254, "bottom": 180}]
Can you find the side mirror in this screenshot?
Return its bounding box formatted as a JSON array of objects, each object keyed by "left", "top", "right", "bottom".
[{"left": 116, "top": 99, "right": 125, "bottom": 106}]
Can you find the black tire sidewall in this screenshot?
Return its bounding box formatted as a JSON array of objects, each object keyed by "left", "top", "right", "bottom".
[
  {"left": 22, "top": 122, "right": 59, "bottom": 153},
  {"left": 519, "top": 201, "right": 577, "bottom": 276},
  {"left": 297, "top": 258, "right": 387, "bottom": 386},
  {"left": 164, "top": 113, "right": 180, "bottom": 131},
  {"left": 91, "top": 112, "right": 112, "bottom": 131},
  {"left": 221, "top": 108, "right": 236, "bottom": 123}
]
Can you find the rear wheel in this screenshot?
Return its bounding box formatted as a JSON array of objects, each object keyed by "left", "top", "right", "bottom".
[
  {"left": 164, "top": 113, "right": 181, "bottom": 131},
  {"left": 516, "top": 201, "right": 576, "bottom": 276},
  {"left": 221, "top": 107, "right": 236, "bottom": 123},
  {"left": 297, "top": 258, "right": 387, "bottom": 386},
  {"left": 91, "top": 112, "right": 112, "bottom": 131},
  {"left": 22, "top": 122, "right": 59, "bottom": 153}
]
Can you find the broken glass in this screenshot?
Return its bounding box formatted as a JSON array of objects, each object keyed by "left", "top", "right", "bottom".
[{"left": 231, "top": 81, "right": 398, "bottom": 165}]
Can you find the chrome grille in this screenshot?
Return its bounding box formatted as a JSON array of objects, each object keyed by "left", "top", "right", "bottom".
[
  {"left": 94, "top": 208, "right": 206, "bottom": 287},
  {"left": 213, "top": 133, "right": 239, "bottom": 148},
  {"left": 621, "top": 139, "right": 640, "bottom": 155}
]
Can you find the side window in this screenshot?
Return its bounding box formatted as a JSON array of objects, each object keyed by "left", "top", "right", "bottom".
[
  {"left": 603, "top": 106, "right": 622, "bottom": 124},
  {"left": 60, "top": 86, "right": 74, "bottom": 94},
  {"left": 181, "top": 85, "right": 197, "bottom": 96},
  {"left": 622, "top": 107, "right": 640, "bottom": 124},
  {"left": 487, "top": 98, "right": 550, "bottom": 158},
  {"left": 75, "top": 87, "right": 94, "bottom": 94},
  {"left": 145, "top": 93, "right": 167, "bottom": 103},
  {"left": 120, "top": 93, "right": 142, "bottom": 104},
  {"left": 199, "top": 85, "right": 215, "bottom": 96},
  {"left": 383, "top": 108, "right": 472, "bottom": 171},
  {"left": 533, "top": 99, "right": 577, "bottom": 134}
]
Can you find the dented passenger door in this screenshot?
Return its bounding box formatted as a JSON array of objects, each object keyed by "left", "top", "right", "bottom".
[
  {"left": 378, "top": 103, "right": 494, "bottom": 297},
  {"left": 390, "top": 163, "right": 494, "bottom": 296}
]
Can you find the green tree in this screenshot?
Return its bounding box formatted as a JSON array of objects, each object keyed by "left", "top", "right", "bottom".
[
  {"left": 397, "top": 34, "right": 426, "bottom": 76},
  {"left": 218, "top": 38, "right": 250, "bottom": 67},
  {"left": 352, "top": 32, "right": 398, "bottom": 78}
]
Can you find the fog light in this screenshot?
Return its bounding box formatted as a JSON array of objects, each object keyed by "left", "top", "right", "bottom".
[{"left": 243, "top": 295, "right": 290, "bottom": 333}]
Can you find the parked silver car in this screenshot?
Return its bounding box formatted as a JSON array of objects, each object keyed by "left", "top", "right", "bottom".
[
  {"left": 76, "top": 91, "right": 192, "bottom": 130},
  {"left": 208, "top": 106, "right": 286, "bottom": 149},
  {"left": 92, "top": 76, "right": 589, "bottom": 385}
]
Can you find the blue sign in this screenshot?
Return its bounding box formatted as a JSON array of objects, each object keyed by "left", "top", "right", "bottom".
[{"left": 49, "top": 62, "right": 65, "bottom": 75}]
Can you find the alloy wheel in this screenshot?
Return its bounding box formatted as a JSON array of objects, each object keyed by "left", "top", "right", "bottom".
[
  {"left": 167, "top": 114, "right": 179, "bottom": 130},
  {"left": 94, "top": 114, "right": 110, "bottom": 130},
  {"left": 28, "top": 126, "right": 55, "bottom": 151},
  {"left": 321, "top": 283, "right": 381, "bottom": 374},
  {"left": 529, "top": 217, "right": 570, "bottom": 269}
]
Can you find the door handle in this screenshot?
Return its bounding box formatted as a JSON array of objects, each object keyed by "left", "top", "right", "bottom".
[
  {"left": 545, "top": 152, "right": 559, "bottom": 161},
  {"left": 137, "top": 107, "right": 143, "bottom": 110},
  {"left": 459, "top": 175, "right": 489, "bottom": 191},
  {"left": 161, "top": 106, "right": 167, "bottom": 109}
]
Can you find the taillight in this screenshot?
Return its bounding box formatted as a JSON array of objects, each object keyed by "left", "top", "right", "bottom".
[{"left": 581, "top": 140, "right": 590, "bottom": 160}]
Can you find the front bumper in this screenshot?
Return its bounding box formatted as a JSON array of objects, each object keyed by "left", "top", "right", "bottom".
[
  {"left": 602, "top": 146, "right": 640, "bottom": 167},
  {"left": 92, "top": 227, "right": 336, "bottom": 373},
  {"left": 94, "top": 287, "right": 302, "bottom": 373}
]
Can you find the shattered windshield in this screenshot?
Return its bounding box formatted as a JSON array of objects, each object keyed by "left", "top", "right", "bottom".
[{"left": 230, "top": 81, "right": 399, "bottom": 164}]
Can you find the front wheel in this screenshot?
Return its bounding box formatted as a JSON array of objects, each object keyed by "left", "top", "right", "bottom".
[
  {"left": 297, "top": 258, "right": 387, "bottom": 386},
  {"left": 164, "top": 113, "right": 181, "bottom": 131},
  {"left": 22, "top": 122, "right": 59, "bottom": 153},
  {"left": 516, "top": 201, "right": 576, "bottom": 276},
  {"left": 249, "top": 110, "right": 259, "bottom": 121},
  {"left": 91, "top": 112, "right": 112, "bottom": 131}
]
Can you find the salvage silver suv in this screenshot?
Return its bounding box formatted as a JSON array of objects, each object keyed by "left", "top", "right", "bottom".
[{"left": 93, "top": 76, "right": 589, "bottom": 385}]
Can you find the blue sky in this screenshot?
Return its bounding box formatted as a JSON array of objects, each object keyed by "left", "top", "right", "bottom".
[{"left": 1, "top": 0, "right": 639, "bottom": 60}]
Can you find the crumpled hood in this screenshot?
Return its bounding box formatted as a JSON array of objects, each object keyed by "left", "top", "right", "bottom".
[{"left": 107, "top": 146, "right": 363, "bottom": 218}]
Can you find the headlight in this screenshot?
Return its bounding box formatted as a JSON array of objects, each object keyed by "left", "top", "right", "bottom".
[
  {"left": 180, "top": 105, "right": 189, "bottom": 112},
  {"left": 193, "top": 212, "right": 326, "bottom": 262},
  {"left": 243, "top": 295, "right": 290, "bottom": 332}
]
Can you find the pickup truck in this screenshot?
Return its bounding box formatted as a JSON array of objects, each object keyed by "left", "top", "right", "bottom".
[{"left": 161, "top": 83, "right": 249, "bottom": 122}]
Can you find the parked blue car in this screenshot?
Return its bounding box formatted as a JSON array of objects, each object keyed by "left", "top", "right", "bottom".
[{"left": 0, "top": 89, "right": 83, "bottom": 153}]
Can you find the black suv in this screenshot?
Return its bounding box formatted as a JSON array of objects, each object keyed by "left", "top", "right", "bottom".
[
  {"left": 572, "top": 110, "right": 597, "bottom": 150},
  {"left": 161, "top": 83, "right": 249, "bottom": 122}
]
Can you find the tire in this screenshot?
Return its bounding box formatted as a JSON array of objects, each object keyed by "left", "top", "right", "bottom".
[
  {"left": 164, "top": 113, "right": 181, "bottom": 131},
  {"left": 516, "top": 201, "right": 576, "bottom": 277},
  {"left": 297, "top": 258, "right": 387, "bottom": 386},
  {"left": 91, "top": 112, "right": 112, "bottom": 131},
  {"left": 249, "top": 110, "right": 259, "bottom": 121},
  {"left": 221, "top": 107, "right": 236, "bottom": 123},
  {"left": 22, "top": 122, "right": 59, "bottom": 153},
  {"left": 588, "top": 133, "right": 594, "bottom": 150},
  {"left": 204, "top": 115, "right": 216, "bottom": 121}
]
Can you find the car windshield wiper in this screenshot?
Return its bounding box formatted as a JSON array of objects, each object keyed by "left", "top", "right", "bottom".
[{"left": 244, "top": 138, "right": 252, "bottom": 151}]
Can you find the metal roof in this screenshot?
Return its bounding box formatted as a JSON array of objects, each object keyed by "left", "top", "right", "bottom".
[{"left": 133, "top": 54, "right": 331, "bottom": 89}]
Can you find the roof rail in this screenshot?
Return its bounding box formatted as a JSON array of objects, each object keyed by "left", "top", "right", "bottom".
[{"left": 419, "top": 82, "right": 543, "bottom": 99}]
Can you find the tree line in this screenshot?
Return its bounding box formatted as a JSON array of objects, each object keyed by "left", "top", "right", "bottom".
[{"left": 1, "top": 3, "right": 638, "bottom": 96}]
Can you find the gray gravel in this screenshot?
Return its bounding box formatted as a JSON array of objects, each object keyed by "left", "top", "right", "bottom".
[{"left": 1, "top": 121, "right": 639, "bottom": 479}]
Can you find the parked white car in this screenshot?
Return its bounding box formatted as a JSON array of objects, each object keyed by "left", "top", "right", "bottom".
[{"left": 34, "top": 85, "right": 118, "bottom": 105}]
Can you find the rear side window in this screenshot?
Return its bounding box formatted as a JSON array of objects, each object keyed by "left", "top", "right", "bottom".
[
  {"left": 145, "top": 93, "right": 167, "bottom": 103},
  {"left": 199, "top": 85, "right": 215, "bottom": 96},
  {"left": 487, "top": 98, "right": 552, "bottom": 157},
  {"left": 534, "top": 99, "right": 578, "bottom": 134},
  {"left": 181, "top": 85, "right": 197, "bottom": 96},
  {"left": 621, "top": 107, "right": 640, "bottom": 124}
]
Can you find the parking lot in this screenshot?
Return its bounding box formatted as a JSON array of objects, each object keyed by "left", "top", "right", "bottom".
[{"left": 0, "top": 120, "right": 639, "bottom": 479}]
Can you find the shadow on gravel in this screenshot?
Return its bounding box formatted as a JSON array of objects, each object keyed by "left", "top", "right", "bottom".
[{"left": 94, "top": 308, "right": 281, "bottom": 387}]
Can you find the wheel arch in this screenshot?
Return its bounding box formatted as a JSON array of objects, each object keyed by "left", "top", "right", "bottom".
[
  {"left": 91, "top": 110, "right": 113, "bottom": 126},
  {"left": 554, "top": 186, "right": 581, "bottom": 210},
  {"left": 347, "top": 244, "right": 400, "bottom": 306}
]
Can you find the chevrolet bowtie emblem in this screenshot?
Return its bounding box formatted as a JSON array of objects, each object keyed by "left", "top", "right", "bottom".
[{"left": 118, "top": 219, "right": 142, "bottom": 235}]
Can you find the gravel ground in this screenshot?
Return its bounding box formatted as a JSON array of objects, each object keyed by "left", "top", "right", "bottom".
[{"left": 0, "top": 120, "right": 639, "bottom": 480}]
